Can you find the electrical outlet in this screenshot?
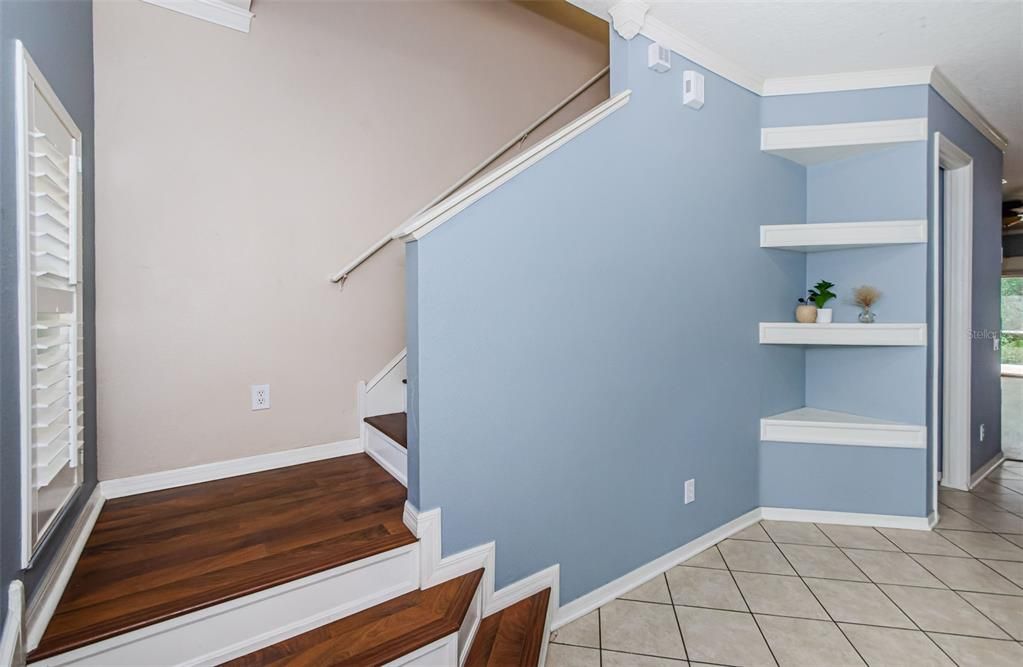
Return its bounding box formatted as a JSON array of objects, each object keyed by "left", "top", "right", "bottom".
[
  {"left": 251, "top": 384, "right": 270, "bottom": 411},
  {"left": 684, "top": 479, "right": 695, "bottom": 504},
  {"left": 979, "top": 423, "right": 985, "bottom": 442}
]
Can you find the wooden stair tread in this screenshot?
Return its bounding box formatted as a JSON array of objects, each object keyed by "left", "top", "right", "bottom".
[
  {"left": 465, "top": 588, "right": 550, "bottom": 667},
  {"left": 29, "top": 454, "right": 415, "bottom": 662},
  {"left": 224, "top": 569, "right": 484, "bottom": 666},
  {"left": 364, "top": 412, "right": 407, "bottom": 448}
]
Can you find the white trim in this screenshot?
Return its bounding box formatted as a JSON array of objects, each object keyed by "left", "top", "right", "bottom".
[
  {"left": 367, "top": 349, "right": 408, "bottom": 391},
  {"left": 99, "top": 438, "right": 362, "bottom": 499},
  {"left": 140, "top": 0, "right": 253, "bottom": 33},
  {"left": 607, "top": 1, "right": 649, "bottom": 40},
  {"left": 395, "top": 91, "right": 632, "bottom": 241},
  {"left": 970, "top": 452, "right": 1006, "bottom": 489},
  {"left": 365, "top": 426, "right": 408, "bottom": 487},
  {"left": 24, "top": 487, "right": 104, "bottom": 652},
  {"left": 456, "top": 581, "right": 484, "bottom": 667},
  {"left": 930, "top": 69, "right": 1008, "bottom": 150},
  {"left": 387, "top": 634, "right": 458, "bottom": 667},
  {"left": 555, "top": 508, "right": 761, "bottom": 628},
  {"left": 760, "top": 408, "right": 926, "bottom": 449},
  {"left": 936, "top": 133, "right": 974, "bottom": 492},
  {"left": 759, "top": 322, "right": 927, "bottom": 346},
  {"left": 32, "top": 544, "right": 420, "bottom": 666},
  {"left": 1, "top": 582, "right": 24, "bottom": 667},
  {"left": 760, "top": 507, "right": 934, "bottom": 531},
  {"left": 762, "top": 66, "right": 935, "bottom": 96},
  {"left": 761, "top": 118, "right": 928, "bottom": 165},
  {"left": 760, "top": 219, "right": 927, "bottom": 252}
]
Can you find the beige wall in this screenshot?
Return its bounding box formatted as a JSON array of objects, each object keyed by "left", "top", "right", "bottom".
[{"left": 94, "top": 0, "right": 608, "bottom": 479}]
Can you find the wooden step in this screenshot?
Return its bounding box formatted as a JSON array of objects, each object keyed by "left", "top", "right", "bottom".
[
  {"left": 365, "top": 412, "right": 407, "bottom": 448},
  {"left": 223, "top": 569, "right": 484, "bottom": 666},
  {"left": 29, "top": 454, "right": 415, "bottom": 662},
  {"left": 465, "top": 588, "right": 550, "bottom": 667}
]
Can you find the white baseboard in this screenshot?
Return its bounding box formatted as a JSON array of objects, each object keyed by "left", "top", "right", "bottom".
[
  {"left": 760, "top": 506, "right": 933, "bottom": 530},
  {"left": 554, "top": 508, "right": 761, "bottom": 629},
  {"left": 2, "top": 581, "right": 25, "bottom": 667},
  {"left": 969, "top": 452, "right": 1006, "bottom": 489},
  {"left": 99, "top": 438, "right": 362, "bottom": 499},
  {"left": 25, "top": 486, "right": 105, "bottom": 652}
]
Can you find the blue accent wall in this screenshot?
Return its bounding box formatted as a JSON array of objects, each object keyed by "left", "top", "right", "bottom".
[
  {"left": 927, "top": 89, "right": 1005, "bottom": 474},
  {"left": 0, "top": 0, "right": 96, "bottom": 629},
  {"left": 407, "top": 33, "right": 805, "bottom": 603}
]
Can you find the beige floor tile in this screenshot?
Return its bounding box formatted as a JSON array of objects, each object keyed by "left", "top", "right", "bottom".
[
  {"left": 927, "top": 633, "right": 1023, "bottom": 667},
  {"left": 1002, "top": 533, "right": 1023, "bottom": 547},
  {"left": 817, "top": 524, "right": 900, "bottom": 551},
  {"left": 718, "top": 539, "right": 795, "bottom": 575},
  {"left": 732, "top": 523, "right": 772, "bottom": 542},
  {"left": 963, "top": 510, "right": 1023, "bottom": 534},
  {"left": 934, "top": 508, "right": 993, "bottom": 532},
  {"left": 675, "top": 607, "right": 774, "bottom": 667},
  {"left": 601, "top": 650, "right": 688, "bottom": 666},
  {"left": 839, "top": 624, "right": 954, "bottom": 666},
  {"left": 990, "top": 468, "right": 1023, "bottom": 481},
  {"left": 666, "top": 566, "right": 746, "bottom": 611},
  {"left": 975, "top": 494, "right": 1023, "bottom": 514},
  {"left": 760, "top": 521, "right": 831, "bottom": 546},
  {"left": 910, "top": 553, "right": 1023, "bottom": 594},
  {"left": 600, "top": 600, "right": 687, "bottom": 660},
  {"left": 843, "top": 548, "right": 946, "bottom": 587},
  {"left": 779, "top": 544, "right": 867, "bottom": 581},
  {"left": 551, "top": 610, "right": 600, "bottom": 648},
  {"left": 547, "top": 644, "right": 601, "bottom": 667},
  {"left": 803, "top": 578, "right": 914, "bottom": 628},
  {"left": 939, "top": 491, "right": 1000, "bottom": 512},
  {"left": 755, "top": 615, "right": 863, "bottom": 666},
  {"left": 877, "top": 528, "right": 969, "bottom": 556},
  {"left": 879, "top": 584, "right": 1010, "bottom": 638},
  {"left": 959, "top": 592, "right": 1023, "bottom": 640},
  {"left": 732, "top": 572, "right": 827, "bottom": 620},
  {"left": 939, "top": 530, "right": 1023, "bottom": 561},
  {"left": 621, "top": 575, "right": 672, "bottom": 604},
  {"left": 683, "top": 546, "right": 727, "bottom": 570},
  {"left": 982, "top": 559, "right": 1023, "bottom": 587}
]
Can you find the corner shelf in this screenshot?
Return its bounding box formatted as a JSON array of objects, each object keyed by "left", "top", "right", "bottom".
[
  {"left": 760, "top": 118, "right": 927, "bottom": 165},
  {"left": 759, "top": 322, "right": 926, "bottom": 346},
  {"left": 760, "top": 219, "right": 927, "bottom": 252},
  {"left": 761, "top": 407, "right": 926, "bottom": 449}
]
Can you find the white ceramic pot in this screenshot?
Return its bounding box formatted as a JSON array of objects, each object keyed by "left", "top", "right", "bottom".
[{"left": 815, "top": 308, "right": 833, "bottom": 324}]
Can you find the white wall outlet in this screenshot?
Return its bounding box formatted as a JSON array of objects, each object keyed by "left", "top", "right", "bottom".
[
  {"left": 979, "top": 423, "right": 985, "bottom": 442},
  {"left": 251, "top": 384, "right": 270, "bottom": 411},
  {"left": 648, "top": 42, "right": 671, "bottom": 72},
  {"left": 683, "top": 71, "right": 704, "bottom": 109},
  {"left": 684, "top": 478, "right": 695, "bottom": 504}
]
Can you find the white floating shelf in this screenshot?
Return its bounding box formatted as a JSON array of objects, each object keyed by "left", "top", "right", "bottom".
[
  {"left": 760, "top": 219, "right": 927, "bottom": 252},
  {"left": 761, "top": 118, "right": 927, "bottom": 165},
  {"left": 761, "top": 407, "right": 926, "bottom": 449},
  {"left": 759, "top": 322, "right": 926, "bottom": 346}
]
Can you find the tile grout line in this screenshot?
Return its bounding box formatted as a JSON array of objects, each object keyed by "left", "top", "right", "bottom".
[
  {"left": 666, "top": 572, "right": 690, "bottom": 664},
  {"left": 719, "top": 541, "right": 782, "bottom": 667}
]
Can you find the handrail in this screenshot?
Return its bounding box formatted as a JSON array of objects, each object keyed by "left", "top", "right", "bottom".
[{"left": 330, "top": 65, "right": 611, "bottom": 286}]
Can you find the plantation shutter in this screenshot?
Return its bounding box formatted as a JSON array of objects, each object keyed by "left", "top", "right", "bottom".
[{"left": 17, "top": 42, "right": 85, "bottom": 564}]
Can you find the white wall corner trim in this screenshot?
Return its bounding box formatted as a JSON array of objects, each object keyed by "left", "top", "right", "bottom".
[
  {"left": 607, "top": 1, "right": 649, "bottom": 39},
  {"left": 25, "top": 487, "right": 105, "bottom": 651},
  {"left": 969, "top": 452, "right": 1006, "bottom": 489},
  {"left": 140, "top": 0, "right": 253, "bottom": 33},
  {"left": 1, "top": 581, "right": 25, "bottom": 667},
  {"left": 760, "top": 507, "right": 934, "bottom": 531},
  {"left": 99, "top": 438, "right": 362, "bottom": 499},
  {"left": 395, "top": 90, "right": 632, "bottom": 242}
]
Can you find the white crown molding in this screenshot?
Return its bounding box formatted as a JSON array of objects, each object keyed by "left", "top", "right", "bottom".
[
  {"left": 930, "top": 68, "right": 1009, "bottom": 150},
  {"left": 140, "top": 0, "right": 254, "bottom": 33},
  {"left": 99, "top": 438, "right": 362, "bottom": 499},
  {"left": 1, "top": 581, "right": 25, "bottom": 667},
  {"left": 607, "top": 1, "right": 649, "bottom": 40},
  {"left": 762, "top": 66, "right": 935, "bottom": 96}
]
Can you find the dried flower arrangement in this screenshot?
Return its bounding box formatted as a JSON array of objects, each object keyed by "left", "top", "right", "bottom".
[{"left": 853, "top": 285, "right": 881, "bottom": 308}]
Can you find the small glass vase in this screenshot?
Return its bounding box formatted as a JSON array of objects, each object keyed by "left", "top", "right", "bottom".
[{"left": 858, "top": 307, "right": 876, "bottom": 323}]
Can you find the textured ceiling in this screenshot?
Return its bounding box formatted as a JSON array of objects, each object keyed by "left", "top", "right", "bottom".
[{"left": 573, "top": 1, "right": 1023, "bottom": 198}]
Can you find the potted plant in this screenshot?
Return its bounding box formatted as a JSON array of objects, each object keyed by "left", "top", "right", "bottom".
[
  {"left": 808, "top": 280, "right": 836, "bottom": 323},
  {"left": 853, "top": 285, "right": 881, "bottom": 323},
  {"left": 795, "top": 295, "right": 817, "bottom": 323}
]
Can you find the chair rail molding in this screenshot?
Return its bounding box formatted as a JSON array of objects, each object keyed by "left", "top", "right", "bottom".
[
  {"left": 607, "top": 2, "right": 649, "bottom": 40},
  {"left": 141, "top": 0, "right": 254, "bottom": 33}
]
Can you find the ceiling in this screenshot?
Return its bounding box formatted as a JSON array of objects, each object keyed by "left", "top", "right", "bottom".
[{"left": 572, "top": 1, "right": 1023, "bottom": 198}]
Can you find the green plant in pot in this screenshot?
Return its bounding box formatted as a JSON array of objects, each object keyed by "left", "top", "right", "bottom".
[{"left": 808, "top": 280, "right": 836, "bottom": 323}]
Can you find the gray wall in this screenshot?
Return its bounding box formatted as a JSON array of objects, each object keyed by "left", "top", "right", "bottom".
[{"left": 1, "top": 0, "right": 95, "bottom": 629}]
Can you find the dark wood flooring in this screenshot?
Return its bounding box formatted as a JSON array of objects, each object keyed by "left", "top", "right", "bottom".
[
  {"left": 364, "top": 412, "right": 407, "bottom": 448},
  {"left": 465, "top": 588, "right": 550, "bottom": 667},
  {"left": 29, "top": 454, "right": 415, "bottom": 662},
  {"left": 224, "top": 569, "right": 484, "bottom": 666}
]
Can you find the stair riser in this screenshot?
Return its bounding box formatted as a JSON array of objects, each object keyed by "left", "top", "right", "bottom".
[
  {"left": 33, "top": 544, "right": 419, "bottom": 666},
  {"left": 366, "top": 425, "right": 408, "bottom": 486}
]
